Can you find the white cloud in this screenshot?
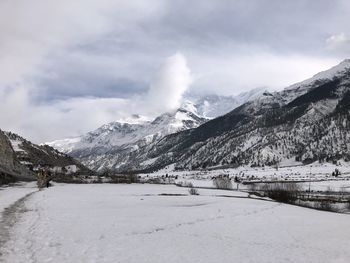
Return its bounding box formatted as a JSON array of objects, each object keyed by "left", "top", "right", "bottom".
[
  {"left": 0, "top": 87, "right": 130, "bottom": 142},
  {"left": 0, "top": 0, "right": 163, "bottom": 87},
  {"left": 0, "top": 1, "right": 347, "bottom": 143},
  {"left": 326, "top": 33, "right": 350, "bottom": 51},
  {"left": 0, "top": 0, "right": 166, "bottom": 142},
  {"left": 0, "top": 49, "right": 339, "bottom": 143},
  {"left": 146, "top": 53, "right": 192, "bottom": 112},
  {"left": 0, "top": 53, "right": 192, "bottom": 143},
  {"left": 326, "top": 33, "right": 348, "bottom": 45},
  {"left": 189, "top": 50, "right": 339, "bottom": 95}
]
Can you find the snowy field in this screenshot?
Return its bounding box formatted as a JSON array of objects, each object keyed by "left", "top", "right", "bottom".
[
  {"left": 141, "top": 161, "right": 350, "bottom": 192},
  {"left": 1, "top": 183, "right": 350, "bottom": 263},
  {"left": 0, "top": 182, "right": 37, "bottom": 213},
  {"left": 148, "top": 161, "right": 350, "bottom": 179}
]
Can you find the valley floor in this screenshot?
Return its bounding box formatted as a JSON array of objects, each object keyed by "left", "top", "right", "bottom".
[
  {"left": 144, "top": 161, "right": 350, "bottom": 191},
  {"left": 1, "top": 183, "right": 350, "bottom": 263}
]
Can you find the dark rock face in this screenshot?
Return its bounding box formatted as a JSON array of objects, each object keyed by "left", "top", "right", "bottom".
[
  {"left": 0, "top": 130, "right": 34, "bottom": 184},
  {"left": 0, "top": 130, "right": 17, "bottom": 171},
  {"left": 0, "top": 130, "right": 93, "bottom": 185},
  {"left": 5, "top": 132, "right": 91, "bottom": 175}
]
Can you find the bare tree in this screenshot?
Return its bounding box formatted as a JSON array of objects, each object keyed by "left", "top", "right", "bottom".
[{"left": 213, "top": 175, "right": 232, "bottom": 190}]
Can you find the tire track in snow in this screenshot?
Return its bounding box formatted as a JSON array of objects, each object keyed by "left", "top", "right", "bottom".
[{"left": 0, "top": 190, "right": 37, "bottom": 262}]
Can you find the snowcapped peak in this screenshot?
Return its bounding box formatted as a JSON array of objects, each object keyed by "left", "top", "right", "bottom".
[
  {"left": 45, "top": 137, "right": 82, "bottom": 153},
  {"left": 286, "top": 59, "right": 350, "bottom": 91},
  {"left": 98, "top": 121, "right": 140, "bottom": 131},
  {"left": 115, "top": 114, "right": 151, "bottom": 125},
  {"left": 312, "top": 59, "right": 350, "bottom": 79},
  {"left": 185, "top": 88, "right": 266, "bottom": 118},
  {"left": 179, "top": 100, "right": 198, "bottom": 115},
  {"left": 340, "top": 58, "right": 350, "bottom": 64},
  {"left": 235, "top": 87, "right": 267, "bottom": 102},
  {"left": 46, "top": 89, "right": 266, "bottom": 161}
]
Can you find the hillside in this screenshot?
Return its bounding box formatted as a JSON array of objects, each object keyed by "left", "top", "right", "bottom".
[
  {"left": 138, "top": 59, "right": 350, "bottom": 171},
  {"left": 0, "top": 131, "right": 93, "bottom": 184},
  {"left": 47, "top": 90, "right": 265, "bottom": 171},
  {"left": 0, "top": 130, "right": 35, "bottom": 184},
  {"left": 46, "top": 60, "right": 350, "bottom": 173}
]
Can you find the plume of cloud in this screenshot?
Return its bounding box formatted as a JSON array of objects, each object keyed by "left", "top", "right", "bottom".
[
  {"left": 0, "top": 52, "right": 193, "bottom": 143},
  {"left": 146, "top": 53, "right": 192, "bottom": 113},
  {"left": 0, "top": 0, "right": 165, "bottom": 142},
  {"left": 0, "top": 0, "right": 346, "bottom": 143},
  {"left": 0, "top": 87, "right": 131, "bottom": 142}
]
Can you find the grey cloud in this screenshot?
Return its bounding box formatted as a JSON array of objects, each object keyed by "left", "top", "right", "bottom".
[
  {"left": 0, "top": 0, "right": 349, "bottom": 142},
  {"left": 27, "top": 0, "right": 350, "bottom": 100},
  {"left": 326, "top": 33, "right": 350, "bottom": 55}
]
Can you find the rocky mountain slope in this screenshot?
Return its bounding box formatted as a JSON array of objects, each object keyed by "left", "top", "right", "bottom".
[
  {"left": 186, "top": 87, "right": 265, "bottom": 118},
  {"left": 0, "top": 130, "right": 34, "bottom": 183},
  {"left": 48, "top": 103, "right": 208, "bottom": 171},
  {"left": 48, "top": 60, "right": 350, "bottom": 173},
  {"left": 134, "top": 59, "right": 350, "bottom": 171},
  {"left": 47, "top": 90, "right": 265, "bottom": 171},
  {"left": 1, "top": 131, "right": 93, "bottom": 184}
]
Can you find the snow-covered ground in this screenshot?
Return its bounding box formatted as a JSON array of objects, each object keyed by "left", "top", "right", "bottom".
[
  {"left": 149, "top": 161, "right": 350, "bottom": 181},
  {"left": 0, "top": 182, "right": 38, "bottom": 258},
  {"left": 141, "top": 161, "right": 350, "bottom": 191},
  {"left": 0, "top": 182, "right": 37, "bottom": 216},
  {"left": 1, "top": 184, "right": 350, "bottom": 263}
]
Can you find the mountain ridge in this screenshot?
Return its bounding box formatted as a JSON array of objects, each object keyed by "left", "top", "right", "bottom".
[
  {"left": 131, "top": 59, "right": 350, "bottom": 171},
  {"left": 0, "top": 130, "right": 93, "bottom": 184},
  {"left": 47, "top": 59, "right": 350, "bottom": 172},
  {"left": 0, "top": 130, "right": 34, "bottom": 183},
  {"left": 47, "top": 89, "right": 265, "bottom": 171}
]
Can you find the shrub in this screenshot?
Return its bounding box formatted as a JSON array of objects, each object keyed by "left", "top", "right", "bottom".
[
  {"left": 189, "top": 187, "right": 199, "bottom": 195},
  {"left": 317, "top": 200, "right": 334, "bottom": 212},
  {"left": 248, "top": 183, "right": 257, "bottom": 192},
  {"left": 52, "top": 173, "right": 85, "bottom": 184},
  {"left": 258, "top": 182, "right": 301, "bottom": 203},
  {"left": 0, "top": 172, "right": 17, "bottom": 186},
  {"left": 188, "top": 183, "right": 199, "bottom": 195},
  {"left": 213, "top": 176, "right": 232, "bottom": 190},
  {"left": 128, "top": 174, "right": 139, "bottom": 183},
  {"left": 110, "top": 174, "right": 139, "bottom": 184},
  {"left": 346, "top": 198, "right": 350, "bottom": 211}
]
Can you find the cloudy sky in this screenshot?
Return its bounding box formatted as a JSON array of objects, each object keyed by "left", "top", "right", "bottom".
[{"left": 0, "top": 0, "right": 349, "bottom": 142}]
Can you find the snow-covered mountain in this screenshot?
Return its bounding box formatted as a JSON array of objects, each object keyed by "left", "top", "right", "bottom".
[
  {"left": 47, "top": 89, "right": 265, "bottom": 171},
  {"left": 48, "top": 102, "right": 206, "bottom": 152},
  {"left": 244, "top": 59, "right": 350, "bottom": 114},
  {"left": 47, "top": 103, "right": 207, "bottom": 171},
  {"left": 48, "top": 60, "right": 350, "bottom": 172},
  {"left": 138, "top": 59, "right": 350, "bottom": 171},
  {"left": 186, "top": 87, "right": 265, "bottom": 118}
]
